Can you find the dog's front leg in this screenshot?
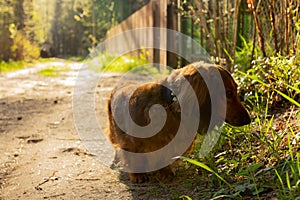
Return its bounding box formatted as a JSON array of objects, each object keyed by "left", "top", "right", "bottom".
[
  {"left": 155, "top": 165, "right": 175, "bottom": 181},
  {"left": 120, "top": 148, "right": 149, "bottom": 183},
  {"left": 127, "top": 157, "right": 149, "bottom": 183}
]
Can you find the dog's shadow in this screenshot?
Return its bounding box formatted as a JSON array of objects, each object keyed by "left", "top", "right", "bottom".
[{"left": 110, "top": 159, "right": 207, "bottom": 200}]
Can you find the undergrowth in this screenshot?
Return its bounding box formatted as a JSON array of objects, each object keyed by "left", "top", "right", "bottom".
[{"left": 181, "top": 54, "right": 300, "bottom": 199}]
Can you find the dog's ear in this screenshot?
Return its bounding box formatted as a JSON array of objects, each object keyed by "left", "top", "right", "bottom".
[
  {"left": 166, "top": 74, "right": 208, "bottom": 114},
  {"left": 186, "top": 69, "right": 209, "bottom": 107}
]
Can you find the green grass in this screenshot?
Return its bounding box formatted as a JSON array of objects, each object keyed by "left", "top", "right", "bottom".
[
  {"left": 88, "top": 53, "right": 149, "bottom": 72},
  {"left": 0, "top": 58, "right": 58, "bottom": 74},
  {"left": 0, "top": 57, "right": 81, "bottom": 75},
  {"left": 36, "top": 57, "right": 58, "bottom": 63},
  {"left": 181, "top": 107, "right": 299, "bottom": 199},
  {"left": 37, "top": 65, "right": 70, "bottom": 77},
  {"left": 0, "top": 61, "right": 27, "bottom": 73},
  {"left": 87, "top": 53, "right": 171, "bottom": 80},
  {"left": 0, "top": 58, "right": 71, "bottom": 77}
]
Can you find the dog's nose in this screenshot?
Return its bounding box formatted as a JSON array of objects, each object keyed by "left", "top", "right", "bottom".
[
  {"left": 241, "top": 113, "right": 251, "bottom": 126},
  {"left": 225, "top": 108, "right": 251, "bottom": 127},
  {"left": 238, "top": 109, "right": 251, "bottom": 126}
]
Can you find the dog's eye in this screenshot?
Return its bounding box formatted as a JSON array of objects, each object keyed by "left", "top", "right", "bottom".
[{"left": 226, "top": 91, "right": 233, "bottom": 98}]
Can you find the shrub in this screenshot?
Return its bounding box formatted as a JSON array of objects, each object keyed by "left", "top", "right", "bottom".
[
  {"left": 10, "top": 31, "right": 40, "bottom": 62},
  {"left": 234, "top": 55, "right": 300, "bottom": 110}
]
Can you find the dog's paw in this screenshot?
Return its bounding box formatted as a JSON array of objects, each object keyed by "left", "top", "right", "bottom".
[
  {"left": 129, "top": 173, "right": 149, "bottom": 184},
  {"left": 156, "top": 166, "right": 175, "bottom": 181}
]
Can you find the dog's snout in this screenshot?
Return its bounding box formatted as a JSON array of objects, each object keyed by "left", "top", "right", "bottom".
[
  {"left": 239, "top": 111, "right": 251, "bottom": 126},
  {"left": 239, "top": 103, "right": 251, "bottom": 125},
  {"left": 226, "top": 105, "right": 251, "bottom": 127}
]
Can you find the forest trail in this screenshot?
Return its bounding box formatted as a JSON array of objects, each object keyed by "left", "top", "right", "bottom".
[{"left": 0, "top": 60, "right": 136, "bottom": 199}]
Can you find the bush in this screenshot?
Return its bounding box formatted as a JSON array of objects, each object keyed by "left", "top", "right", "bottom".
[
  {"left": 234, "top": 55, "right": 300, "bottom": 110},
  {"left": 11, "top": 31, "right": 40, "bottom": 62}
]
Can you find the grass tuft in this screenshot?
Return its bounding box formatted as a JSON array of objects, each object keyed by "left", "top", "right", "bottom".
[
  {"left": 37, "top": 66, "right": 70, "bottom": 77},
  {"left": 87, "top": 52, "right": 149, "bottom": 73},
  {"left": 0, "top": 61, "right": 27, "bottom": 73}
]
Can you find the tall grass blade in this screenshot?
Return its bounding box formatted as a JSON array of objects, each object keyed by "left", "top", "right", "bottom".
[
  {"left": 180, "top": 195, "right": 192, "bottom": 200},
  {"left": 275, "top": 169, "right": 287, "bottom": 197},
  {"left": 180, "top": 157, "right": 232, "bottom": 188}
]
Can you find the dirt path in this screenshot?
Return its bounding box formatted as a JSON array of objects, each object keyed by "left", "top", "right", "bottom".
[{"left": 0, "top": 60, "right": 137, "bottom": 199}]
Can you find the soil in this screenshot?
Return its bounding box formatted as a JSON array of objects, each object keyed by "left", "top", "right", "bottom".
[{"left": 0, "top": 60, "right": 204, "bottom": 200}]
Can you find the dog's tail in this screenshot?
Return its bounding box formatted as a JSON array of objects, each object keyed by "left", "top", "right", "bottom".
[{"left": 106, "top": 92, "right": 118, "bottom": 145}]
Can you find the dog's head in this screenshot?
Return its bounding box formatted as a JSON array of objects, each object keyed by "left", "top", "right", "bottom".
[
  {"left": 163, "top": 62, "right": 251, "bottom": 133},
  {"left": 216, "top": 65, "right": 251, "bottom": 126}
]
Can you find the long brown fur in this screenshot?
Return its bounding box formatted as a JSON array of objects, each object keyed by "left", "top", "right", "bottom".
[{"left": 106, "top": 62, "right": 251, "bottom": 183}]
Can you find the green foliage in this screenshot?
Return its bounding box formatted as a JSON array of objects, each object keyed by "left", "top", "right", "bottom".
[
  {"left": 0, "top": 0, "right": 43, "bottom": 61},
  {"left": 274, "top": 138, "right": 300, "bottom": 199},
  {"left": 112, "top": 0, "right": 149, "bottom": 23},
  {"left": 10, "top": 30, "right": 40, "bottom": 61},
  {"left": 234, "top": 35, "right": 261, "bottom": 71},
  {"left": 235, "top": 55, "right": 300, "bottom": 109},
  {"left": 52, "top": 0, "right": 118, "bottom": 56},
  {"left": 0, "top": 0, "right": 121, "bottom": 60},
  {"left": 180, "top": 195, "right": 193, "bottom": 200}
]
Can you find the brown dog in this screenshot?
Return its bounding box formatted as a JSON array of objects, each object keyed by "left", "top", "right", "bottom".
[{"left": 106, "top": 62, "right": 251, "bottom": 183}]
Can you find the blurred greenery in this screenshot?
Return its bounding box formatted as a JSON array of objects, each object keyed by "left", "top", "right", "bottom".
[
  {"left": 0, "top": 60, "right": 26, "bottom": 73},
  {"left": 88, "top": 53, "right": 148, "bottom": 72},
  {"left": 37, "top": 65, "right": 70, "bottom": 77}
]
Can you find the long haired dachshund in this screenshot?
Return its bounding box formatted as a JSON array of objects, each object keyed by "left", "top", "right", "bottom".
[{"left": 106, "top": 62, "right": 251, "bottom": 183}]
